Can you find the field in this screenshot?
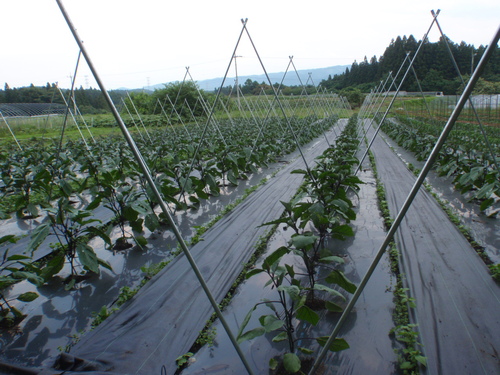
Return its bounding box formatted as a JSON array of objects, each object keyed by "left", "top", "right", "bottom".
[{"left": 0, "top": 67, "right": 499, "bottom": 375}]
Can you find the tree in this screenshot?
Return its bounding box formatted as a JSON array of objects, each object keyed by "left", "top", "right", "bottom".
[
  {"left": 122, "top": 91, "right": 151, "bottom": 115},
  {"left": 340, "top": 87, "right": 364, "bottom": 108},
  {"left": 152, "top": 81, "right": 210, "bottom": 119}
]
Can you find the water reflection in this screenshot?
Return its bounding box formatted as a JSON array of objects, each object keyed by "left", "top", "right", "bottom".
[{"left": 0, "top": 157, "right": 286, "bottom": 368}]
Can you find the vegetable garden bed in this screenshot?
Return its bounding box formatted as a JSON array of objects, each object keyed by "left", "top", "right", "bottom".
[{"left": 0, "top": 115, "right": 341, "bottom": 373}]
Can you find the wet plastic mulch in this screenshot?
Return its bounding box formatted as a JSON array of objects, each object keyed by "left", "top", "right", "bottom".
[
  {"left": 0, "top": 124, "right": 344, "bottom": 375},
  {"left": 365, "top": 121, "right": 500, "bottom": 375},
  {"left": 181, "top": 166, "right": 397, "bottom": 375},
  {"left": 0, "top": 131, "right": 319, "bottom": 372},
  {"left": 57, "top": 125, "right": 347, "bottom": 375}
]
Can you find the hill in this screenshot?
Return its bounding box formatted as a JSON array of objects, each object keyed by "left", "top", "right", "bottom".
[{"left": 147, "top": 65, "right": 349, "bottom": 92}]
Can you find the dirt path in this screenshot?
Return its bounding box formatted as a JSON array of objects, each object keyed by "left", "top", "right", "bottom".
[
  {"left": 365, "top": 120, "right": 500, "bottom": 375},
  {"left": 61, "top": 123, "right": 346, "bottom": 374}
]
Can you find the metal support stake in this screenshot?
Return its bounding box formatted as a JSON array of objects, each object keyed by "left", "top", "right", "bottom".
[
  {"left": 0, "top": 111, "right": 22, "bottom": 150},
  {"left": 54, "top": 2, "right": 254, "bottom": 373},
  {"left": 354, "top": 9, "right": 440, "bottom": 175},
  {"left": 312, "top": 10, "right": 439, "bottom": 373},
  {"left": 241, "top": 19, "right": 316, "bottom": 183},
  {"left": 58, "top": 50, "right": 82, "bottom": 155},
  {"left": 121, "top": 97, "right": 146, "bottom": 143},
  {"left": 433, "top": 11, "right": 500, "bottom": 173},
  {"left": 56, "top": 86, "right": 90, "bottom": 151},
  {"left": 126, "top": 92, "right": 153, "bottom": 144},
  {"left": 309, "top": 21, "right": 499, "bottom": 375}
]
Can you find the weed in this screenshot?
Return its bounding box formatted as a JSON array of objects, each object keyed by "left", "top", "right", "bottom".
[
  {"left": 368, "top": 143, "right": 426, "bottom": 373},
  {"left": 489, "top": 264, "right": 500, "bottom": 282},
  {"left": 90, "top": 305, "right": 118, "bottom": 329},
  {"left": 175, "top": 352, "right": 193, "bottom": 369}
]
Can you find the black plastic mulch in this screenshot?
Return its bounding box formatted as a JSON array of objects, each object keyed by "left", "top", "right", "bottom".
[{"left": 366, "top": 121, "right": 500, "bottom": 375}]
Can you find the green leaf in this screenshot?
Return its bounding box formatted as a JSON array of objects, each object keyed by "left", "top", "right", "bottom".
[
  {"left": 331, "top": 224, "right": 354, "bottom": 239},
  {"left": 259, "top": 315, "right": 284, "bottom": 332},
  {"left": 269, "top": 358, "right": 278, "bottom": 370},
  {"left": 28, "top": 223, "right": 50, "bottom": 252},
  {"left": 59, "top": 179, "right": 74, "bottom": 196},
  {"left": 263, "top": 299, "right": 278, "bottom": 313},
  {"left": 129, "top": 218, "right": 144, "bottom": 233},
  {"left": 416, "top": 355, "right": 427, "bottom": 366},
  {"left": 298, "top": 347, "right": 314, "bottom": 355},
  {"left": 227, "top": 170, "right": 238, "bottom": 186},
  {"left": 291, "top": 168, "right": 308, "bottom": 175},
  {"left": 135, "top": 235, "right": 148, "bottom": 248},
  {"left": 131, "top": 200, "right": 151, "bottom": 216},
  {"left": 10, "top": 306, "right": 25, "bottom": 319},
  {"left": 325, "top": 270, "right": 357, "bottom": 294},
  {"left": 65, "top": 278, "right": 76, "bottom": 291},
  {"left": 6, "top": 254, "right": 32, "bottom": 261},
  {"left": 296, "top": 305, "right": 320, "bottom": 326},
  {"left": 237, "top": 305, "right": 257, "bottom": 340},
  {"left": 85, "top": 226, "right": 111, "bottom": 246},
  {"left": 319, "top": 255, "right": 344, "bottom": 264},
  {"left": 245, "top": 268, "right": 264, "bottom": 279},
  {"left": 40, "top": 253, "right": 65, "bottom": 280},
  {"left": 325, "top": 300, "right": 344, "bottom": 312},
  {"left": 283, "top": 353, "right": 301, "bottom": 373},
  {"left": 0, "top": 277, "right": 19, "bottom": 289},
  {"left": 17, "top": 292, "right": 39, "bottom": 302},
  {"left": 26, "top": 203, "right": 39, "bottom": 217},
  {"left": 285, "top": 264, "right": 295, "bottom": 278},
  {"left": 97, "top": 257, "right": 113, "bottom": 271},
  {"left": 76, "top": 242, "right": 99, "bottom": 274},
  {"left": 144, "top": 213, "right": 160, "bottom": 232},
  {"left": 12, "top": 271, "right": 44, "bottom": 286},
  {"left": 479, "top": 197, "right": 494, "bottom": 212},
  {"left": 272, "top": 332, "right": 288, "bottom": 342},
  {"left": 237, "top": 327, "right": 265, "bottom": 344},
  {"left": 316, "top": 336, "right": 350, "bottom": 352},
  {"left": 291, "top": 234, "right": 318, "bottom": 249},
  {"left": 0, "top": 235, "right": 18, "bottom": 245},
  {"left": 263, "top": 246, "right": 289, "bottom": 270},
  {"left": 86, "top": 196, "right": 102, "bottom": 211},
  {"left": 123, "top": 206, "right": 139, "bottom": 222},
  {"left": 205, "top": 173, "right": 218, "bottom": 191},
  {"left": 400, "top": 361, "right": 413, "bottom": 369},
  {"left": 313, "top": 283, "right": 345, "bottom": 300}
]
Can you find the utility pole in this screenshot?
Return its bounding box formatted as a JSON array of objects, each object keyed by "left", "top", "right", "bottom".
[
  {"left": 471, "top": 46, "right": 476, "bottom": 75},
  {"left": 233, "top": 54, "right": 242, "bottom": 111}
]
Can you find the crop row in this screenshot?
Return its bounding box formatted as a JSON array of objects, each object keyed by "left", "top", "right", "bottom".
[
  {"left": 0, "top": 115, "right": 336, "bottom": 328},
  {"left": 380, "top": 114, "right": 500, "bottom": 214},
  {"left": 236, "top": 115, "right": 363, "bottom": 372}
]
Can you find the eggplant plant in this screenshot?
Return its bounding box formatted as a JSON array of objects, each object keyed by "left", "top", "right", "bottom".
[
  {"left": 382, "top": 115, "right": 500, "bottom": 213},
  {"left": 262, "top": 115, "right": 361, "bottom": 301},
  {"left": 238, "top": 245, "right": 352, "bottom": 373},
  {"left": 0, "top": 235, "right": 43, "bottom": 328},
  {"left": 8, "top": 151, "right": 48, "bottom": 219},
  {"left": 237, "top": 116, "right": 361, "bottom": 372},
  {"left": 95, "top": 169, "right": 156, "bottom": 250},
  {"left": 28, "top": 179, "right": 112, "bottom": 289}
]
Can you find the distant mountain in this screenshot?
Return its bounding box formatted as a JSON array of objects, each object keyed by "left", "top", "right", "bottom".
[{"left": 142, "top": 65, "right": 349, "bottom": 92}]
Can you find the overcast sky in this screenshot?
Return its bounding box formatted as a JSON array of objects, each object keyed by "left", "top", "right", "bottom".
[{"left": 1, "top": 0, "right": 499, "bottom": 90}]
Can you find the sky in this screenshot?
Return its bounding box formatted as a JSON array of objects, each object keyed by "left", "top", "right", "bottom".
[{"left": 1, "top": 0, "right": 499, "bottom": 90}]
